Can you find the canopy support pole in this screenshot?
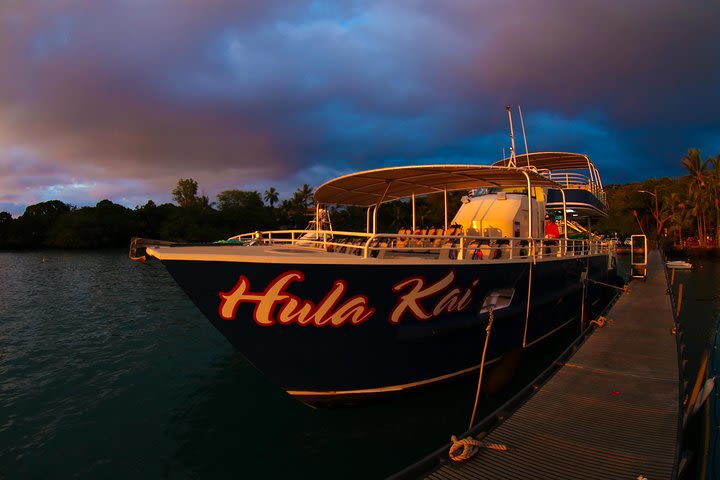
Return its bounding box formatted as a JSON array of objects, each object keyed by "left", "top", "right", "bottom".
[
  {"left": 412, "top": 192, "right": 416, "bottom": 231},
  {"left": 315, "top": 203, "right": 320, "bottom": 235},
  {"left": 560, "top": 188, "right": 568, "bottom": 255},
  {"left": 366, "top": 207, "right": 371, "bottom": 234},
  {"left": 560, "top": 189, "right": 567, "bottom": 239},
  {"left": 373, "top": 181, "right": 393, "bottom": 235},
  {"left": 444, "top": 189, "right": 448, "bottom": 231},
  {"left": 522, "top": 171, "right": 532, "bottom": 239},
  {"left": 522, "top": 170, "right": 535, "bottom": 262},
  {"left": 372, "top": 206, "right": 378, "bottom": 234}
]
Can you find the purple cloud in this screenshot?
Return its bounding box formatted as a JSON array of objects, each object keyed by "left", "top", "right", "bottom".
[{"left": 0, "top": 0, "right": 718, "bottom": 216}]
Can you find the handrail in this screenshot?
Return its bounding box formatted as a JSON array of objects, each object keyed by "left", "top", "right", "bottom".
[
  {"left": 545, "top": 172, "right": 606, "bottom": 202},
  {"left": 227, "top": 228, "right": 613, "bottom": 261}
]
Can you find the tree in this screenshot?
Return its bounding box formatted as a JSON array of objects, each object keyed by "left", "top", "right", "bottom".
[
  {"left": 708, "top": 154, "right": 720, "bottom": 246},
  {"left": 172, "top": 178, "right": 199, "bottom": 208},
  {"left": 217, "top": 190, "right": 264, "bottom": 211},
  {"left": 665, "top": 192, "right": 689, "bottom": 245},
  {"left": 296, "top": 184, "right": 314, "bottom": 208},
  {"left": 681, "top": 149, "right": 708, "bottom": 245},
  {"left": 22, "top": 200, "right": 72, "bottom": 218},
  {"left": 0, "top": 212, "right": 11, "bottom": 224},
  {"left": 264, "top": 187, "right": 279, "bottom": 208},
  {"left": 640, "top": 188, "right": 672, "bottom": 241}
]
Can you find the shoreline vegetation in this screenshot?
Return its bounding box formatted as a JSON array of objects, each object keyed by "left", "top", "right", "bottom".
[{"left": 1, "top": 149, "right": 719, "bottom": 251}]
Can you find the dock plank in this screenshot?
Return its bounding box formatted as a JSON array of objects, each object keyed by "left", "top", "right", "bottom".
[{"left": 425, "top": 250, "right": 679, "bottom": 479}]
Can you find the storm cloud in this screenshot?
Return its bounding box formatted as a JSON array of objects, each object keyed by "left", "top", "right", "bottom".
[{"left": 1, "top": 0, "right": 719, "bottom": 215}]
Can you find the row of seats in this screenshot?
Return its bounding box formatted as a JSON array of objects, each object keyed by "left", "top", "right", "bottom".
[
  {"left": 328, "top": 226, "right": 514, "bottom": 260},
  {"left": 395, "top": 225, "right": 464, "bottom": 248}
]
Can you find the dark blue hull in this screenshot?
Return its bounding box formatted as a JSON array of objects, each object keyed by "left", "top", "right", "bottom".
[{"left": 160, "top": 254, "right": 614, "bottom": 400}]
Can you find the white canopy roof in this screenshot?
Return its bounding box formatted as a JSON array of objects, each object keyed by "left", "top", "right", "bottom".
[
  {"left": 313, "top": 164, "right": 561, "bottom": 207},
  {"left": 493, "top": 152, "right": 595, "bottom": 171}
]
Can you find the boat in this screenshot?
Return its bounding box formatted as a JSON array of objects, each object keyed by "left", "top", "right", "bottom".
[
  {"left": 666, "top": 260, "right": 692, "bottom": 270},
  {"left": 130, "top": 152, "right": 617, "bottom": 404}
]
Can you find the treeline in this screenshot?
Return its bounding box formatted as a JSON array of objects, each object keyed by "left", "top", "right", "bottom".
[
  {"left": 0, "top": 178, "right": 455, "bottom": 249},
  {"left": 596, "top": 149, "right": 720, "bottom": 247},
  {"left": 2, "top": 149, "right": 718, "bottom": 250}
]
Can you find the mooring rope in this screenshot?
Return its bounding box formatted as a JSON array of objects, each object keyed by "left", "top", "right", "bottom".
[
  {"left": 448, "top": 306, "right": 512, "bottom": 463},
  {"left": 449, "top": 435, "right": 508, "bottom": 462},
  {"left": 586, "top": 278, "right": 629, "bottom": 293},
  {"left": 449, "top": 435, "right": 481, "bottom": 461},
  {"left": 590, "top": 316, "right": 607, "bottom": 328},
  {"left": 468, "top": 306, "right": 494, "bottom": 429}
]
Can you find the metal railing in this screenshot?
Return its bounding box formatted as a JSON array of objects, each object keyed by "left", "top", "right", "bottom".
[
  {"left": 229, "top": 229, "right": 614, "bottom": 261},
  {"left": 544, "top": 172, "right": 607, "bottom": 206}
]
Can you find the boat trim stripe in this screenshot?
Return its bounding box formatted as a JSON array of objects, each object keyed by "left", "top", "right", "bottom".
[
  {"left": 287, "top": 358, "right": 501, "bottom": 397},
  {"left": 287, "top": 317, "right": 576, "bottom": 398}
]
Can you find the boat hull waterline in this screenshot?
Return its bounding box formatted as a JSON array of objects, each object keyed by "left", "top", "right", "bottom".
[{"left": 159, "top": 252, "right": 612, "bottom": 401}]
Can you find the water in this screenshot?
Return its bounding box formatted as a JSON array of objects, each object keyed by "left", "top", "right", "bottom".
[
  {"left": 667, "top": 255, "right": 720, "bottom": 376},
  {"left": 664, "top": 253, "right": 720, "bottom": 479},
  {"left": 0, "top": 251, "right": 716, "bottom": 479}
]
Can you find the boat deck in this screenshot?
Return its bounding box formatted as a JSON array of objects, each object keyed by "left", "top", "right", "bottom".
[
  {"left": 420, "top": 250, "right": 680, "bottom": 479},
  {"left": 144, "top": 237, "right": 611, "bottom": 265}
]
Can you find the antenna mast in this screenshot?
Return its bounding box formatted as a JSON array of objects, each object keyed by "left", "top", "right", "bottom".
[
  {"left": 518, "top": 105, "right": 530, "bottom": 167},
  {"left": 506, "top": 105, "right": 517, "bottom": 168}
]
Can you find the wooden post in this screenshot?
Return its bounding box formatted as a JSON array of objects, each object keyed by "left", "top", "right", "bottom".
[
  {"left": 670, "top": 268, "right": 675, "bottom": 286},
  {"left": 676, "top": 283, "right": 683, "bottom": 318}
]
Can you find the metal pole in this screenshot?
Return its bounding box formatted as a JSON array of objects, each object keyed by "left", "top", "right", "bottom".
[
  {"left": 412, "top": 192, "right": 416, "bottom": 231},
  {"left": 444, "top": 189, "right": 448, "bottom": 231},
  {"left": 315, "top": 204, "right": 320, "bottom": 236},
  {"left": 506, "top": 105, "right": 517, "bottom": 167},
  {"left": 518, "top": 105, "right": 530, "bottom": 167},
  {"left": 366, "top": 207, "right": 371, "bottom": 234},
  {"left": 372, "top": 206, "right": 377, "bottom": 234},
  {"left": 521, "top": 170, "right": 533, "bottom": 260},
  {"left": 373, "top": 181, "right": 392, "bottom": 235},
  {"left": 561, "top": 189, "right": 567, "bottom": 239}
]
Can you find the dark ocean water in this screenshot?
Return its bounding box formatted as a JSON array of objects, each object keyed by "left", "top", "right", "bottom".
[
  {"left": 663, "top": 253, "right": 720, "bottom": 480},
  {"left": 0, "top": 251, "right": 715, "bottom": 479}
]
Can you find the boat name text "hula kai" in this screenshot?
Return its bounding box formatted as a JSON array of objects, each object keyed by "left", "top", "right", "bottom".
[
  {"left": 218, "top": 270, "right": 479, "bottom": 327},
  {"left": 218, "top": 271, "right": 375, "bottom": 327},
  {"left": 390, "top": 271, "right": 479, "bottom": 324}
]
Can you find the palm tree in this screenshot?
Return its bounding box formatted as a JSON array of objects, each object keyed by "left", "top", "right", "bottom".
[
  {"left": 264, "top": 187, "right": 279, "bottom": 208},
  {"left": 296, "top": 184, "right": 314, "bottom": 208},
  {"left": 681, "top": 149, "right": 708, "bottom": 245},
  {"left": 665, "top": 192, "right": 688, "bottom": 245},
  {"left": 708, "top": 154, "right": 720, "bottom": 246}
]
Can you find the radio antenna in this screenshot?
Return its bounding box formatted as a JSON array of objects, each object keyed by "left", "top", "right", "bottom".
[
  {"left": 506, "top": 105, "right": 517, "bottom": 168},
  {"left": 518, "top": 105, "right": 530, "bottom": 167}
]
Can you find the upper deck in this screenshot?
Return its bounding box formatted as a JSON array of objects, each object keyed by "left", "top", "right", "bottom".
[{"left": 494, "top": 152, "right": 608, "bottom": 214}]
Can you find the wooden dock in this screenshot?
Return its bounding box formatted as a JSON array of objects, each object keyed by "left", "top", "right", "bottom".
[{"left": 420, "top": 250, "right": 680, "bottom": 479}]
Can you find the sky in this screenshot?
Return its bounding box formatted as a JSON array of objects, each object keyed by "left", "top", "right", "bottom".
[{"left": 2, "top": 0, "right": 719, "bottom": 217}]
